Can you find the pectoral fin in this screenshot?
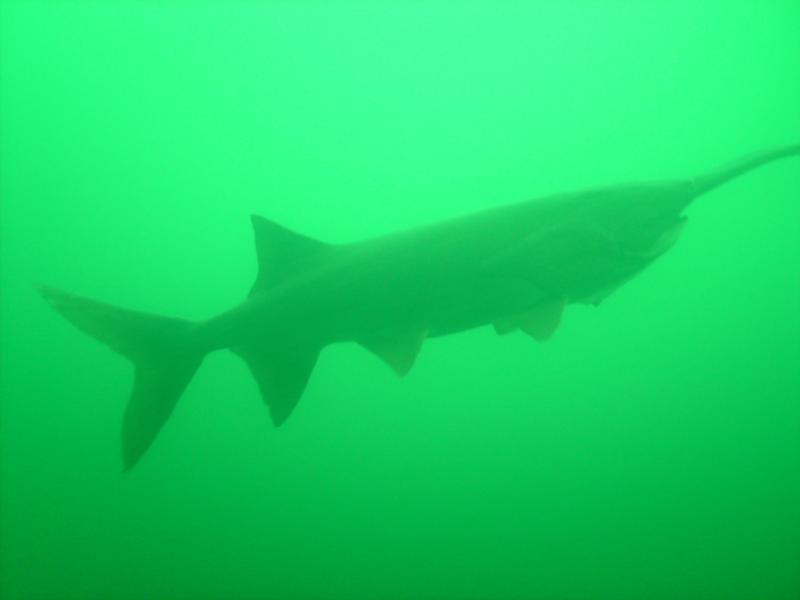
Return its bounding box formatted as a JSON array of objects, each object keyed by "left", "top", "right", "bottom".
[
  {"left": 493, "top": 316, "right": 519, "bottom": 335},
  {"left": 518, "top": 298, "right": 565, "bottom": 341},
  {"left": 493, "top": 298, "right": 566, "bottom": 341},
  {"left": 358, "top": 329, "right": 427, "bottom": 376}
]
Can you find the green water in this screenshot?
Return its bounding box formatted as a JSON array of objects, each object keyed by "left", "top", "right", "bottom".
[{"left": 2, "top": 2, "right": 799, "bottom": 598}]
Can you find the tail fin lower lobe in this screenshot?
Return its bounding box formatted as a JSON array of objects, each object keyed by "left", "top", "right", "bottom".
[{"left": 37, "top": 285, "right": 204, "bottom": 471}]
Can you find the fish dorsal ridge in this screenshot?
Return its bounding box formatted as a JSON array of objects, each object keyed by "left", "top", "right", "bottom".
[{"left": 250, "top": 214, "right": 331, "bottom": 294}]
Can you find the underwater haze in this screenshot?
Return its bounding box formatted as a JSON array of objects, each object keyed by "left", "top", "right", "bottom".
[{"left": 1, "top": 1, "right": 799, "bottom": 599}]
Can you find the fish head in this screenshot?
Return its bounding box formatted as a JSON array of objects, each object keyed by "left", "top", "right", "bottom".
[{"left": 580, "top": 180, "right": 693, "bottom": 257}]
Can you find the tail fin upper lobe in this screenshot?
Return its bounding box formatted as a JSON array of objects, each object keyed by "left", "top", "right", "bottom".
[{"left": 37, "top": 285, "right": 204, "bottom": 471}]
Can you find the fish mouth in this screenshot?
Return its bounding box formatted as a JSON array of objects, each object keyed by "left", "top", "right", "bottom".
[{"left": 618, "top": 216, "right": 688, "bottom": 259}]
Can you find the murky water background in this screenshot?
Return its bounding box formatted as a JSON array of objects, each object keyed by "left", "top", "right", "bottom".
[{"left": 2, "top": 2, "right": 799, "bottom": 598}]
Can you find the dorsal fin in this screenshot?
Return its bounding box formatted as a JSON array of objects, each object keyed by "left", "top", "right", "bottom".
[{"left": 250, "top": 215, "right": 330, "bottom": 295}]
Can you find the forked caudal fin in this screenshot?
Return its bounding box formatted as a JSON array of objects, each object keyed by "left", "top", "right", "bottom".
[
  {"left": 37, "top": 285, "right": 204, "bottom": 471},
  {"left": 38, "top": 218, "right": 338, "bottom": 471}
]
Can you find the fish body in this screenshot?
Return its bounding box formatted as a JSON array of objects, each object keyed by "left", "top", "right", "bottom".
[{"left": 39, "top": 144, "right": 799, "bottom": 469}]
